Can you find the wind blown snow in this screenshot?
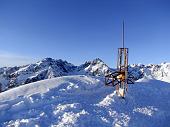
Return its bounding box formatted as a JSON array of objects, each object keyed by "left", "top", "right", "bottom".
[{"left": 0, "top": 75, "right": 170, "bottom": 127}]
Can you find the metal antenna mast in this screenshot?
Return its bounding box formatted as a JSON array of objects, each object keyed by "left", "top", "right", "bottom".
[
  {"left": 122, "top": 21, "right": 125, "bottom": 49},
  {"left": 105, "top": 21, "right": 134, "bottom": 98}
]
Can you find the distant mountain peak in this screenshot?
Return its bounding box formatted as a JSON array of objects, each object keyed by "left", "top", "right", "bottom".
[
  {"left": 0, "top": 58, "right": 111, "bottom": 91},
  {"left": 42, "top": 57, "right": 54, "bottom": 61},
  {"left": 84, "top": 58, "right": 105, "bottom": 65},
  {"left": 0, "top": 57, "right": 170, "bottom": 92},
  {"left": 77, "top": 58, "right": 110, "bottom": 76}
]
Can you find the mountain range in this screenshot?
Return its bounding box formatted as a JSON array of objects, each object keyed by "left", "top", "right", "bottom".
[{"left": 0, "top": 58, "right": 169, "bottom": 92}]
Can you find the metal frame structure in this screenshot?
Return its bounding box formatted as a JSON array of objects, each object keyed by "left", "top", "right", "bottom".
[{"left": 105, "top": 21, "right": 134, "bottom": 98}]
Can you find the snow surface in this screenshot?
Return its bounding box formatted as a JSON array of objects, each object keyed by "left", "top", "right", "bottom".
[{"left": 0, "top": 75, "right": 170, "bottom": 127}]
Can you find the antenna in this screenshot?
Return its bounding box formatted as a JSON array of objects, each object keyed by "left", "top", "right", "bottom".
[
  {"left": 122, "top": 21, "right": 125, "bottom": 48},
  {"left": 105, "top": 21, "right": 135, "bottom": 98}
]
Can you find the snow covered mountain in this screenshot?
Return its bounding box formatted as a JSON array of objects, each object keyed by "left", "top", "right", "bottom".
[
  {"left": 0, "top": 75, "right": 170, "bottom": 127},
  {"left": 76, "top": 58, "right": 110, "bottom": 76},
  {"left": 129, "top": 62, "right": 170, "bottom": 82},
  {"left": 0, "top": 57, "right": 170, "bottom": 92},
  {"left": 0, "top": 58, "right": 110, "bottom": 92}
]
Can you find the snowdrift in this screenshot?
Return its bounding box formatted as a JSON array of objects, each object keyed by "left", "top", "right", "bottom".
[{"left": 0, "top": 75, "right": 170, "bottom": 127}]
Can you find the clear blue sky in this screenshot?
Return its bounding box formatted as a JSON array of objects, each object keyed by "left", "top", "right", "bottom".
[{"left": 0, "top": 0, "right": 170, "bottom": 67}]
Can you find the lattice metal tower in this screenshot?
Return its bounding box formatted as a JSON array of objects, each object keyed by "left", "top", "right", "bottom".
[{"left": 105, "top": 21, "right": 134, "bottom": 98}]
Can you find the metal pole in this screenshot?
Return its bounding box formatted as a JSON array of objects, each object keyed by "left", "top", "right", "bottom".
[{"left": 122, "top": 21, "right": 124, "bottom": 49}]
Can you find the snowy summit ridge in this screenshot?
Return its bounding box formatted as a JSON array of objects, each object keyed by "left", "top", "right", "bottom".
[
  {"left": 0, "top": 58, "right": 110, "bottom": 91},
  {"left": 0, "top": 57, "right": 170, "bottom": 92}
]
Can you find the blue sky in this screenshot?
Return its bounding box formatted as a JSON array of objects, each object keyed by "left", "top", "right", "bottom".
[{"left": 0, "top": 0, "right": 170, "bottom": 67}]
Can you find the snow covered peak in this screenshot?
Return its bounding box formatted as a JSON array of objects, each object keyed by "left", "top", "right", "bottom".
[
  {"left": 90, "top": 58, "right": 105, "bottom": 63},
  {"left": 0, "top": 58, "right": 110, "bottom": 92},
  {"left": 129, "top": 62, "right": 170, "bottom": 82},
  {"left": 36, "top": 58, "right": 75, "bottom": 69},
  {"left": 0, "top": 58, "right": 77, "bottom": 91},
  {"left": 41, "top": 57, "right": 54, "bottom": 62},
  {"left": 77, "top": 58, "right": 110, "bottom": 76},
  {"left": 0, "top": 57, "right": 170, "bottom": 92}
]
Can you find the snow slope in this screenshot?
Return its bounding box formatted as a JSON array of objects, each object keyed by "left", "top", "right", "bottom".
[{"left": 0, "top": 75, "right": 170, "bottom": 127}]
